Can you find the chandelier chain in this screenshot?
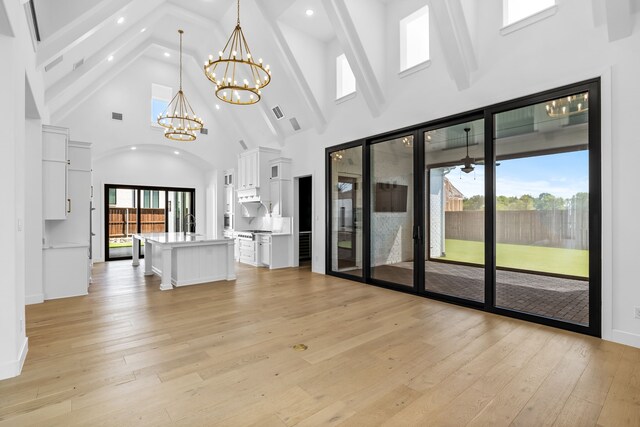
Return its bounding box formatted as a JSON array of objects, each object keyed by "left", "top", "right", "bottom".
[
  {"left": 179, "top": 29, "right": 183, "bottom": 91},
  {"left": 237, "top": 0, "right": 240, "bottom": 24}
]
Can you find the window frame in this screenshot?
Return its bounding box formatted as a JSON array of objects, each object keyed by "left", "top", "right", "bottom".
[{"left": 335, "top": 53, "right": 357, "bottom": 102}]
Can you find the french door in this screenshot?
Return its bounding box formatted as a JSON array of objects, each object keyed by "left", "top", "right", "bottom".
[
  {"left": 327, "top": 79, "right": 600, "bottom": 336},
  {"left": 105, "top": 184, "right": 195, "bottom": 261}
]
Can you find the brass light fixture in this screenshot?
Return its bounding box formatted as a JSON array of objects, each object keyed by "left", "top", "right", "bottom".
[
  {"left": 545, "top": 93, "right": 589, "bottom": 118},
  {"left": 157, "top": 30, "right": 204, "bottom": 141},
  {"left": 203, "top": 0, "right": 271, "bottom": 105}
]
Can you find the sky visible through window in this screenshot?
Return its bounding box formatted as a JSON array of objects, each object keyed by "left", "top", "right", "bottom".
[
  {"left": 151, "top": 98, "right": 168, "bottom": 122},
  {"left": 449, "top": 150, "right": 588, "bottom": 200}
]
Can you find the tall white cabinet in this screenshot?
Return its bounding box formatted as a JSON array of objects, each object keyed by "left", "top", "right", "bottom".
[
  {"left": 268, "top": 158, "right": 291, "bottom": 217},
  {"left": 42, "top": 125, "right": 69, "bottom": 220},
  {"left": 42, "top": 127, "right": 93, "bottom": 300}
]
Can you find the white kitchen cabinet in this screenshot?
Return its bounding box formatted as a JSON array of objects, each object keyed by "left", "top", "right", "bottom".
[
  {"left": 224, "top": 186, "right": 234, "bottom": 213},
  {"left": 43, "top": 161, "right": 69, "bottom": 220},
  {"left": 237, "top": 148, "right": 280, "bottom": 203},
  {"left": 43, "top": 245, "right": 90, "bottom": 299},
  {"left": 258, "top": 234, "right": 271, "bottom": 266},
  {"left": 238, "top": 150, "right": 259, "bottom": 190},
  {"left": 268, "top": 158, "right": 292, "bottom": 217},
  {"left": 42, "top": 125, "right": 70, "bottom": 220},
  {"left": 239, "top": 239, "right": 257, "bottom": 265}
]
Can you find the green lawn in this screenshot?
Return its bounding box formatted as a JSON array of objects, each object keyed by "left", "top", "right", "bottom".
[
  {"left": 109, "top": 241, "right": 144, "bottom": 248},
  {"left": 440, "top": 239, "right": 588, "bottom": 278}
]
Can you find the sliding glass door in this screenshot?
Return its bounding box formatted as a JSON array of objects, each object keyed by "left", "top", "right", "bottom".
[
  {"left": 106, "top": 187, "right": 140, "bottom": 260},
  {"left": 369, "top": 135, "right": 416, "bottom": 288},
  {"left": 424, "top": 119, "right": 485, "bottom": 302},
  {"left": 328, "top": 146, "right": 363, "bottom": 278},
  {"left": 326, "top": 79, "right": 600, "bottom": 336},
  {"left": 105, "top": 185, "right": 195, "bottom": 261},
  {"left": 493, "top": 91, "right": 592, "bottom": 326}
]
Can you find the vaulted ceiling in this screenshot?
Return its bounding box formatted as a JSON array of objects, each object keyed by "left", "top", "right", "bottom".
[{"left": 30, "top": 0, "right": 639, "bottom": 152}]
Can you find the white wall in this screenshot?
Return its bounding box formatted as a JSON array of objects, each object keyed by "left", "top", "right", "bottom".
[
  {"left": 0, "top": 0, "right": 49, "bottom": 380},
  {"left": 92, "top": 149, "right": 208, "bottom": 262},
  {"left": 25, "top": 119, "right": 43, "bottom": 305}
]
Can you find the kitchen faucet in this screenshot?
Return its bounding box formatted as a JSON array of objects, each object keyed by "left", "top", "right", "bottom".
[{"left": 184, "top": 214, "right": 196, "bottom": 235}]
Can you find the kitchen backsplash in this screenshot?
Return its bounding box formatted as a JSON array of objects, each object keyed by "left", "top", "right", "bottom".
[{"left": 251, "top": 216, "right": 292, "bottom": 233}]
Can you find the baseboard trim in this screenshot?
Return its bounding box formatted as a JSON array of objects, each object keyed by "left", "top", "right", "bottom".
[
  {"left": 25, "top": 293, "right": 44, "bottom": 305},
  {"left": 611, "top": 329, "right": 640, "bottom": 349},
  {"left": 0, "top": 337, "right": 28, "bottom": 380}
]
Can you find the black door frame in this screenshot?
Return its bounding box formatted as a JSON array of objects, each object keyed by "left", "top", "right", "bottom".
[
  {"left": 104, "top": 184, "right": 196, "bottom": 262},
  {"left": 325, "top": 78, "right": 601, "bottom": 337}
]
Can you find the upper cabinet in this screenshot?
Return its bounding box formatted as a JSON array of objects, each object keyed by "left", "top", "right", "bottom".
[
  {"left": 42, "top": 125, "right": 70, "bottom": 220},
  {"left": 237, "top": 147, "right": 280, "bottom": 203},
  {"left": 268, "top": 158, "right": 292, "bottom": 217}
]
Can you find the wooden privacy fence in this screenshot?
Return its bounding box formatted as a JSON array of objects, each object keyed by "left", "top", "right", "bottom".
[
  {"left": 108, "top": 208, "right": 165, "bottom": 237},
  {"left": 445, "top": 209, "right": 589, "bottom": 250}
]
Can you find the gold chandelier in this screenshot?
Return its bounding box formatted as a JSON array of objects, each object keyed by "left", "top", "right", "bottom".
[
  {"left": 545, "top": 93, "right": 589, "bottom": 118},
  {"left": 203, "top": 0, "right": 271, "bottom": 105},
  {"left": 157, "top": 30, "right": 204, "bottom": 141}
]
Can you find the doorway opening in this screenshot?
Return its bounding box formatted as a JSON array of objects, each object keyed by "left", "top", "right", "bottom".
[{"left": 295, "top": 176, "right": 313, "bottom": 267}]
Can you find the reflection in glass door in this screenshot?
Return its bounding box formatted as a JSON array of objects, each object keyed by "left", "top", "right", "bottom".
[
  {"left": 424, "top": 119, "right": 485, "bottom": 302},
  {"left": 494, "top": 91, "right": 591, "bottom": 326},
  {"left": 168, "top": 191, "right": 194, "bottom": 233},
  {"left": 329, "top": 146, "right": 363, "bottom": 277},
  {"left": 370, "top": 135, "right": 414, "bottom": 288}
]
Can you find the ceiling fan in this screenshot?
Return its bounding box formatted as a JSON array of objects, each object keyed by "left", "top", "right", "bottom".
[{"left": 461, "top": 127, "right": 474, "bottom": 173}]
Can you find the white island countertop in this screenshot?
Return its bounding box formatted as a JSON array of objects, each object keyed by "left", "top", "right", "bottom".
[{"left": 133, "top": 232, "right": 232, "bottom": 246}]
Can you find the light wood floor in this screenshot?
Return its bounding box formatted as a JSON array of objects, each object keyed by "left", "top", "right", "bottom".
[{"left": 1, "top": 261, "right": 639, "bottom": 426}]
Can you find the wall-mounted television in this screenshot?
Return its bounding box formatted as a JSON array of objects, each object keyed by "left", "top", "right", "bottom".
[{"left": 374, "top": 182, "right": 408, "bottom": 212}]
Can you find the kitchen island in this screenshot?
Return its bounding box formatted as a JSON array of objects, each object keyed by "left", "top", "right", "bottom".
[{"left": 132, "top": 233, "right": 235, "bottom": 291}]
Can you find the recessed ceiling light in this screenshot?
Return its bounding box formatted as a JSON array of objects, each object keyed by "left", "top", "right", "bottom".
[
  {"left": 215, "top": 104, "right": 220, "bottom": 110},
  {"left": 107, "top": 55, "right": 114, "bottom": 62},
  {"left": 174, "top": 150, "right": 180, "bottom": 155},
  {"left": 305, "top": 9, "right": 314, "bottom": 16},
  {"left": 164, "top": 52, "right": 171, "bottom": 57},
  {"left": 131, "top": 146, "right": 137, "bottom": 150},
  {"left": 117, "top": 17, "right": 125, "bottom": 25},
  {"left": 140, "top": 28, "right": 147, "bottom": 33}
]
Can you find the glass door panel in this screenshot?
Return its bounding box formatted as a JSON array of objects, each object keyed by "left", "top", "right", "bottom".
[
  {"left": 107, "top": 188, "right": 139, "bottom": 260},
  {"left": 168, "top": 191, "right": 194, "bottom": 233},
  {"left": 370, "top": 136, "right": 414, "bottom": 287},
  {"left": 140, "top": 190, "right": 167, "bottom": 234},
  {"left": 494, "top": 92, "right": 590, "bottom": 326},
  {"left": 330, "top": 146, "right": 363, "bottom": 277},
  {"left": 424, "top": 119, "right": 485, "bottom": 302}
]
